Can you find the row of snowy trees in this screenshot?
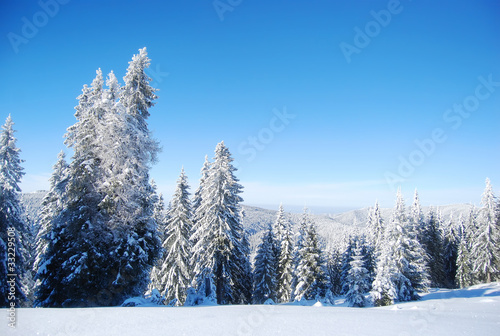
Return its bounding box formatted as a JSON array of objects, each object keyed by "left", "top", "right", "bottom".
[
  {"left": 249, "top": 181, "right": 500, "bottom": 308},
  {"left": 149, "top": 168, "right": 330, "bottom": 307},
  {"left": 454, "top": 179, "right": 499, "bottom": 287},
  {"left": 368, "top": 190, "right": 431, "bottom": 306},
  {"left": 344, "top": 182, "right": 500, "bottom": 307},
  {"left": 252, "top": 206, "right": 329, "bottom": 304},
  {"left": 149, "top": 142, "right": 252, "bottom": 306}
]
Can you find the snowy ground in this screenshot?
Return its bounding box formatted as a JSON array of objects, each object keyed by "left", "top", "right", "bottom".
[{"left": 3, "top": 283, "right": 499, "bottom": 336}]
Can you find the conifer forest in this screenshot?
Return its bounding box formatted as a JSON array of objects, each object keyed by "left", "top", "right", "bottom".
[{"left": 1, "top": 49, "right": 499, "bottom": 313}]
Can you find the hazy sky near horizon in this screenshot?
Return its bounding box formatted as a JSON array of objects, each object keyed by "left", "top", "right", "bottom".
[{"left": 1, "top": 0, "right": 499, "bottom": 211}]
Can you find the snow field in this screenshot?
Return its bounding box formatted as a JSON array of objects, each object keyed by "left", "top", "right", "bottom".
[{"left": 3, "top": 283, "right": 499, "bottom": 336}]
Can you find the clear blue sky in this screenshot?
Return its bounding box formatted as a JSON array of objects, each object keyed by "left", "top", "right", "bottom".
[{"left": 1, "top": 0, "right": 499, "bottom": 212}]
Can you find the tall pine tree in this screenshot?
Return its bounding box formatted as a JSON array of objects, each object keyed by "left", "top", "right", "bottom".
[
  {"left": 103, "top": 49, "right": 161, "bottom": 304},
  {"left": 340, "top": 236, "right": 355, "bottom": 295},
  {"left": 253, "top": 224, "right": 277, "bottom": 304},
  {"left": 275, "top": 205, "right": 294, "bottom": 303},
  {"left": 273, "top": 204, "right": 287, "bottom": 253},
  {"left": 409, "top": 189, "right": 425, "bottom": 242},
  {"left": 294, "top": 210, "right": 326, "bottom": 301},
  {"left": 0, "top": 115, "right": 27, "bottom": 307},
  {"left": 421, "top": 207, "right": 445, "bottom": 287},
  {"left": 456, "top": 213, "right": 473, "bottom": 288},
  {"left": 36, "top": 49, "right": 162, "bottom": 306},
  {"left": 239, "top": 223, "right": 254, "bottom": 304},
  {"left": 155, "top": 169, "right": 193, "bottom": 306},
  {"left": 371, "top": 248, "right": 399, "bottom": 306},
  {"left": 36, "top": 71, "right": 112, "bottom": 307},
  {"left": 326, "top": 247, "right": 343, "bottom": 296},
  {"left": 442, "top": 213, "right": 458, "bottom": 288},
  {"left": 33, "top": 151, "right": 69, "bottom": 299},
  {"left": 471, "top": 178, "right": 499, "bottom": 283},
  {"left": 190, "top": 155, "right": 211, "bottom": 271},
  {"left": 345, "top": 239, "right": 370, "bottom": 307},
  {"left": 148, "top": 180, "right": 166, "bottom": 295},
  {"left": 372, "top": 190, "right": 429, "bottom": 305},
  {"left": 367, "top": 201, "right": 384, "bottom": 254},
  {"left": 191, "top": 142, "right": 248, "bottom": 304}
]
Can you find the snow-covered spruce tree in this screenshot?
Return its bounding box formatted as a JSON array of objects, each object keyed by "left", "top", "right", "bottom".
[
  {"left": 456, "top": 238, "right": 472, "bottom": 288},
  {"left": 396, "top": 190, "right": 429, "bottom": 298},
  {"left": 367, "top": 201, "right": 384, "bottom": 254},
  {"left": 36, "top": 70, "right": 113, "bottom": 307},
  {"left": 373, "top": 189, "right": 429, "bottom": 304},
  {"left": 105, "top": 70, "right": 121, "bottom": 101},
  {"left": 190, "top": 155, "right": 211, "bottom": 265},
  {"left": 148, "top": 191, "right": 166, "bottom": 295},
  {"left": 0, "top": 115, "right": 27, "bottom": 307},
  {"left": 341, "top": 235, "right": 374, "bottom": 297},
  {"left": 192, "top": 155, "right": 210, "bottom": 215},
  {"left": 189, "top": 155, "right": 214, "bottom": 301},
  {"left": 326, "top": 247, "right": 343, "bottom": 296},
  {"left": 292, "top": 209, "right": 310, "bottom": 298},
  {"left": 371, "top": 193, "right": 410, "bottom": 306},
  {"left": 239, "top": 223, "right": 254, "bottom": 304},
  {"left": 409, "top": 189, "right": 425, "bottom": 242},
  {"left": 20, "top": 216, "right": 37, "bottom": 307},
  {"left": 38, "top": 50, "right": 161, "bottom": 306},
  {"left": 33, "top": 152, "right": 69, "bottom": 295},
  {"left": 226, "top": 209, "right": 251, "bottom": 302},
  {"left": 442, "top": 213, "right": 459, "bottom": 288},
  {"left": 345, "top": 239, "right": 370, "bottom": 307},
  {"left": 191, "top": 142, "right": 249, "bottom": 304},
  {"left": 294, "top": 211, "right": 327, "bottom": 301},
  {"left": 154, "top": 169, "right": 193, "bottom": 306},
  {"left": 471, "top": 178, "right": 499, "bottom": 283},
  {"left": 359, "top": 234, "right": 376, "bottom": 286},
  {"left": 148, "top": 180, "right": 167, "bottom": 293},
  {"left": 253, "top": 224, "right": 277, "bottom": 304},
  {"left": 273, "top": 204, "right": 287, "bottom": 252},
  {"left": 98, "top": 50, "right": 161, "bottom": 304},
  {"left": 121, "top": 47, "right": 158, "bottom": 124},
  {"left": 276, "top": 207, "right": 294, "bottom": 303},
  {"left": 455, "top": 213, "right": 473, "bottom": 288},
  {"left": 370, "top": 247, "right": 399, "bottom": 306},
  {"left": 436, "top": 209, "right": 446, "bottom": 282},
  {"left": 340, "top": 236, "right": 356, "bottom": 295},
  {"left": 421, "top": 207, "right": 445, "bottom": 287},
  {"left": 151, "top": 180, "right": 167, "bottom": 241}
]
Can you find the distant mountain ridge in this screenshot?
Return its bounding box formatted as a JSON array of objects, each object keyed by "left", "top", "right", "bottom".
[
  {"left": 241, "top": 202, "right": 474, "bottom": 252},
  {"left": 20, "top": 191, "right": 474, "bottom": 253}
]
